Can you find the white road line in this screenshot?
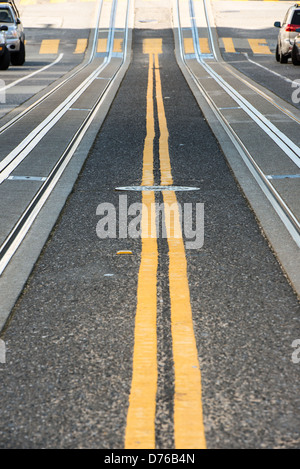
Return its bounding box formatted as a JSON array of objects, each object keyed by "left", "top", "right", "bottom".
[
  {"left": 0, "top": 0, "right": 132, "bottom": 276},
  {"left": 0, "top": 0, "right": 119, "bottom": 184},
  {"left": 175, "top": 0, "right": 300, "bottom": 246},
  {"left": 193, "top": 0, "right": 300, "bottom": 169},
  {"left": 243, "top": 53, "right": 295, "bottom": 85},
  {"left": 0, "top": 54, "right": 64, "bottom": 93}
]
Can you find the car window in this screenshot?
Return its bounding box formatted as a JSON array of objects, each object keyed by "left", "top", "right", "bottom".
[
  {"left": 291, "top": 10, "right": 300, "bottom": 25},
  {"left": 0, "top": 8, "right": 13, "bottom": 23}
]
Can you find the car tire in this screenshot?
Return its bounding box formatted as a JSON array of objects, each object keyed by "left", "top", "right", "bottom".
[
  {"left": 0, "top": 47, "right": 10, "bottom": 70},
  {"left": 291, "top": 45, "right": 300, "bottom": 65},
  {"left": 279, "top": 51, "right": 288, "bottom": 63},
  {"left": 278, "top": 43, "right": 288, "bottom": 63},
  {"left": 275, "top": 44, "right": 280, "bottom": 62},
  {"left": 10, "top": 40, "right": 25, "bottom": 66}
]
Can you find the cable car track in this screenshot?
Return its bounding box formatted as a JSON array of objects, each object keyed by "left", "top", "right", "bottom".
[
  {"left": 0, "top": 0, "right": 132, "bottom": 276},
  {"left": 174, "top": 0, "right": 300, "bottom": 250}
]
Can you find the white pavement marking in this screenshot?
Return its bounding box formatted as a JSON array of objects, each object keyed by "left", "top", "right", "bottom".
[{"left": 0, "top": 54, "right": 64, "bottom": 93}]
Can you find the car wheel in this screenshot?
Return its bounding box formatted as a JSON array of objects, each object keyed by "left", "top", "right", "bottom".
[
  {"left": 10, "top": 40, "right": 25, "bottom": 66},
  {"left": 279, "top": 50, "right": 288, "bottom": 63},
  {"left": 0, "top": 47, "right": 10, "bottom": 70},
  {"left": 291, "top": 45, "right": 300, "bottom": 65},
  {"left": 275, "top": 44, "right": 280, "bottom": 62}
]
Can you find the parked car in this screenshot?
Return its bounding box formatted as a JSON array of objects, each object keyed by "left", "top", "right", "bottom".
[
  {"left": 0, "top": 24, "right": 9, "bottom": 70},
  {"left": 0, "top": 1, "right": 25, "bottom": 65},
  {"left": 274, "top": 3, "right": 300, "bottom": 63}
]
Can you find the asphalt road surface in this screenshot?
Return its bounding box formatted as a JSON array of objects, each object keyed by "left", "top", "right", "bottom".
[{"left": 0, "top": 0, "right": 299, "bottom": 451}]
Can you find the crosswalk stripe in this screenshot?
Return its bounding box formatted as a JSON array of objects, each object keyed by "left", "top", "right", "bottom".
[
  {"left": 184, "top": 38, "right": 194, "bottom": 55},
  {"left": 113, "top": 38, "right": 123, "bottom": 53},
  {"left": 222, "top": 37, "right": 236, "bottom": 53},
  {"left": 23, "top": 37, "right": 275, "bottom": 56},
  {"left": 74, "top": 38, "right": 88, "bottom": 54},
  {"left": 199, "top": 38, "right": 210, "bottom": 54},
  {"left": 97, "top": 38, "right": 107, "bottom": 53},
  {"left": 39, "top": 39, "right": 60, "bottom": 55},
  {"left": 248, "top": 38, "right": 272, "bottom": 55}
]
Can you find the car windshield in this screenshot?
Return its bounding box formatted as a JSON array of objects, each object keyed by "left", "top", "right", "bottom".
[
  {"left": 0, "top": 8, "right": 13, "bottom": 23},
  {"left": 292, "top": 10, "right": 300, "bottom": 25}
]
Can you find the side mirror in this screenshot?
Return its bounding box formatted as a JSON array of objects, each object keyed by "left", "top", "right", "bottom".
[
  {"left": 16, "top": 18, "right": 21, "bottom": 25},
  {"left": 0, "top": 25, "right": 8, "bottom": 31},
  {"left": 274, "top": 21, "right": 281, "bottom": 28}
]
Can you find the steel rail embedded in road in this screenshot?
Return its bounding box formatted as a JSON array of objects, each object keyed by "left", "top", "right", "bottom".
[
  {"left": 0, "top": 0, "right": 105, "bottom": 136},
  {"left": 175, "top": 0, "right": 300, "bottom": 248},
  {"left": 0, "top": 0, "right": 131, "bottom": 276}
]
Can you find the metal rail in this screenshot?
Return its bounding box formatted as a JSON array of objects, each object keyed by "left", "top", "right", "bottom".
[
  {"left": 0, "top": 0, "right": 105, "bottom": 135},
  {"left": 175, "top": 0, "right": 300, "bottom": 248},
  {"left": 0, "top": 0, "right": 131, "bottom": 276}
]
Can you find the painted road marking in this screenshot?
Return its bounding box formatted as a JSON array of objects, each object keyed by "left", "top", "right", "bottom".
[
  {"left": 154, "top": 53, "right": 173, "bottom": 186},
  {"left": 184, "top": 38, "right": 210, "bottom": 55},
  {"left": 115, "top": 186, "right": 200, "bottom": 191},
  {"left": 248, "top": 38, "right": 272, "bottom": 55},
  {"left": 184, "top": 37, "right": 194, "bottom": 55},
  {"left": 222, "top": 37, "right": 236, "bottom": 54},
  {"left": 163, "top": 190, "right": 206, "bottom": 449},
  {"left": 113, "top": 38, "right": 123, "bottom": 53},
  {"left": 199, "top": 38, "right": 210, "bottom": 55},
  {"left": 125, "top": 37, "right": 206, "bottom": 450},
  {"left": 24, "top": 37, "right": 274, "bottom": 56},
  {"left": 39, "top": 39, "right": 60, "bottom": 55},
  {"left": 0, "top": 54, "right": 63, "bottom": 93},
  {"left": 125, "top": 46, "right": 157, "bottom": 448},
  {"left": 74, "top": 38, "right": 88, "bottom": 54},
  {"left": 124, "top": 190, "right": 158, "bottom": 449},
  {"left": 97, "top": 38, "right": 108, "bottom": 53}
]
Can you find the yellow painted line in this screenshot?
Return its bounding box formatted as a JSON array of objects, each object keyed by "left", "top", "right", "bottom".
[
  {"left": 155, "top": 49, "right": 206, "bottom": 448},
  {"left": 97, "top": 38, "right": 108, "bottom": 53},
  {"left": 125, "top": 46, "right": 158, "bottom": 449},
  {"left": 248, "top": 38, "right": 272, "bottom": 55},
  {"left": 184, "top": 37, "right": 194, "bottom": 55},
  {"left": 222, "top": 37, "right": 236, "bottom": 53},
  {"left": 162, "top": 192, "right": 206, "bottom": 449},
  {"left": 125, "top": 37, "right": 206, "bottom": 450},
  {"left": 74, "top": 38, "right": 88, "bottom": 54},
  {"left": 199, "top": 38, "right": 210, "bottom": 54},
  {"left": 124, "top": 191, "right": 158, "bottom": 449},
  {"left": 50, "top": 0, "right": 66, "bottom": 3},
  {"left": 141, "top": 51, "right": 155, "bottom": 186},
  {"left": 154, "top": 53, "right": 173, "bottom": 186},
  {"left": 39, "top": 39, "right": 60, "bottom": 55},
  {"left": 113, "top": 38, "right": 123, "bottom": 53}
]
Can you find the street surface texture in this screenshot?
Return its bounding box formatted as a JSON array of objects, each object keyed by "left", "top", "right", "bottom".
[{"left": 0, "top": 0, "right": 300, "bottom": 450}]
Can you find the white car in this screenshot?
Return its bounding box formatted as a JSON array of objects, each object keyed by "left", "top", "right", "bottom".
[
  {"left": 274, "top": 3, "right": 300, "bottom": 63},
  {"left": 0, "top": 1, "right": 25, "bottom": 65}
]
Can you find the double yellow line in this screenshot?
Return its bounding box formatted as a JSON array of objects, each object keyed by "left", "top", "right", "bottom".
[{"left": 125, "top": 39, "right": 206, "bottom": 450}]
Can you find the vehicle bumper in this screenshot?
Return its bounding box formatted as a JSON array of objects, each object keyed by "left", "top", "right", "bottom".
[{"left": 6, "top": 38, "right": 20, "bottom": 52}]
